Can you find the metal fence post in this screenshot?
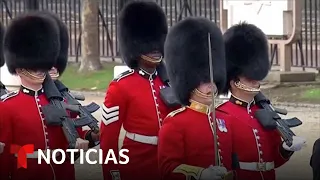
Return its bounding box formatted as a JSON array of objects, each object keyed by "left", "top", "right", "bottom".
[{"left": 26, "top": 0, "right": 39, "bottom": 11}]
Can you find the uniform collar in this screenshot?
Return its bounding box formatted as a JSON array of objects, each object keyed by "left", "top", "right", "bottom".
[
  {"left": 229, "top": 94, "right": 255, "bottom": 108},
  {"left": 137, "top": 68, "right": 157, "bottom": 80},
  {"left": 20, "top": 85, "right": 44, "bottom": 96},
  {"left": 188, "top": 99, "right": 210, "bottom": 114}
]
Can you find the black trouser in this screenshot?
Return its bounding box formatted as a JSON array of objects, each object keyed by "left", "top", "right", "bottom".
[{"left": 311, "top": 138, "right": 320, "bottom": 180}]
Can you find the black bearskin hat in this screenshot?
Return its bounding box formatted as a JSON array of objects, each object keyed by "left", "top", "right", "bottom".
[
  {"left": 4, "top": 12, "right": 60, "bottom": 74},
  {"left": 223, "top": 22, "right": 270, "bottom": 93},
  {"left": 165, "top": 17, "right": 226, "bottom": 106},
  {"left": 0, "top": 23, "right": 5, "bottom": 67},
  {"left": 40, "top": 11, "right": 69, "bottom": 75},
  {"left": 118, "top": 1, "right": 168, "bottom": 68}
]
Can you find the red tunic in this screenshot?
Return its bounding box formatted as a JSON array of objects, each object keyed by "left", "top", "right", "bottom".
[
  {"left": 100, "top": 69, "right": 176, "bottom": 180},
  {"left": 217, "top": 95, "right": 292, "bottom": 180},
  {"left": 0, "top": 86, "right": 87, "bottom": 180},
  {"left": 158, "top": 100, "right": 235, "bottom": 180}
]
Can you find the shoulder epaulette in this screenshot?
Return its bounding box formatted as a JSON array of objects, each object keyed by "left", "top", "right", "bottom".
[
  {"left": 1, "top": 90, "right": 19, "bottom": 102},
  {"left": 166, "top": 107, "right": 186, "bottom": 118},
  {"left": 113, "top": 69, "right": 134, "bottom": 82}
]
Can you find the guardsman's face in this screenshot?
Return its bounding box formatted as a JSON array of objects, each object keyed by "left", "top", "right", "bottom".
[
  {"left": 145, "top": 51, "right": 162, "bottom": 59},
  {"left": 49, "top": 67, "right": 59, "bottom": 80},
  {"left": 231, "top": 76, "right": 261, "bottom": 95},
  {"left": 29, "top": 70, "right": 46, "bottom": 78},
  {"left": 197, "top": 83, "right": 218, "bottom": 97},
  {"left": 238, "top": 76, "right": 260, "bottom": 89},
  {"left": 139, "top": 51, "right": 162, "bottom": 68},
  {"left": 194, "top": 82, "right": 218, "bottom": 105},
  {"left": 16, "top": 68, "right": 46, "bottom": 84}
]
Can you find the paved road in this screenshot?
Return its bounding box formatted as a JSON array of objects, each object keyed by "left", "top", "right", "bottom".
[{"left": 74, "top": 95, "right": 320, "bottom": 180}]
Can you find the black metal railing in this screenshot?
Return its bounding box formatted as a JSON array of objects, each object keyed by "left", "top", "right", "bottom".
[{"left": 0, "top": 0, "right": 319, "bottom": 69}]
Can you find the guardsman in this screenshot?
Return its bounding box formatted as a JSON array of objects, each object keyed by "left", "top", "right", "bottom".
[
  {"left": 217, "top": 22, "right": 306, "bottom": 180},
  {"left": 0, "top": 12, "right": 89, "bottom": 180},
  {"left": 100, "top": 1, "right": 176, "bottom": 180},
  {"left": 311, "top": 139, "right": 320, "bottom": 180},
  {"left": 43, "top": 11, "right": 99, "bottom": 142},
  {"left": 41, "top": 11, "right": 100, "bottom": 179},
  {"left": 158, "top": 16, "right": 235, "bottom": 180},
  {"left": 43, "top": 10, "right": 100, "bottom": 149}
]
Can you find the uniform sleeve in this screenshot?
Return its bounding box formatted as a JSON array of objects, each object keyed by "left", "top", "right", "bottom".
[
  {"left": 0, "top": 104, "right": 14, "bottom": 180},
  {"left": 100, "top": 81, "right": 127, "bottom": 180},
  {"left": 158, "top": 117, "right": 205, "bottom": 180},
  {"left": 272, "top": 130, "right": 293, "bottom": 168}
]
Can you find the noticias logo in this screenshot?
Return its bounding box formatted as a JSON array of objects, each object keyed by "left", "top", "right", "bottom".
[
  {"left": 11, "top": 144, "right": 129, "bottom": 169},
  {"left": 10, "top": 144, "right": 35, "bottom": 169}
]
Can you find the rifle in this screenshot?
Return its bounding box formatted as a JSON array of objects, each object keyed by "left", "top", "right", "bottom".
[
  {"left": 158, "top": 61, "right": 181, "bottom": 107},
  {"left": 254, "top": 92, "right": 302, "bottom": 147},
  {"left": 54, "top": 80, "right": 100, "bottom": 134},
  {"left": 41, "top": 73, "right": 90, "bottom": 149}
]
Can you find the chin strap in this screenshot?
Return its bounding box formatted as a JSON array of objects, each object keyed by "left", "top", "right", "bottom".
[
  {"left": 234, "top": 80, "right": 260, "bottom": 93},
  {"left": 18, "top": 69, "right": 46, "bottom": 83},
  {"left": 192, "top": 88, "right": 218, "bottom": 100},
  {"left": 141, "top": 54, "right": 163, "bottom": 64}
]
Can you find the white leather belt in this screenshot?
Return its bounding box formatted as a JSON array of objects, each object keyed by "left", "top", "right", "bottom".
[
  {"left": 125, "top": 132, "right": 158, "bottom": 145},
  {"left": 14, "top": 149, "right": 60, "bottom": 159},
  {"left": 239, "top": 161, "right": 275, "bottom": 171}
]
